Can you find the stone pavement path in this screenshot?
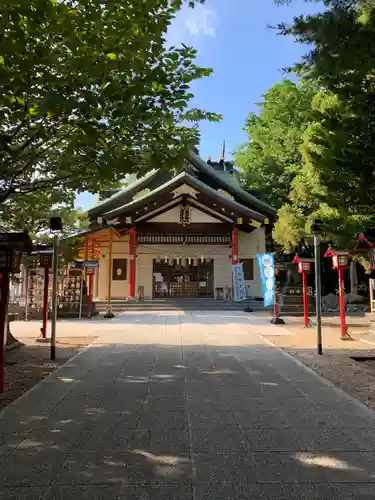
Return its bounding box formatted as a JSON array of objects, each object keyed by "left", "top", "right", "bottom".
[{"left": 2, "top": 311, "right": 375, "bottom": 499}]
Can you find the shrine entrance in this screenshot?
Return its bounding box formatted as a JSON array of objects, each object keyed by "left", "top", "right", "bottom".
[{"left": 152, "top": 259, "right": 214, "bottom": 298}]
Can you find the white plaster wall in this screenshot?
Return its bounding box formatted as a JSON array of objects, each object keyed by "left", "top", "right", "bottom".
[
  {"left": 238, "top": 228, "right": 265, "bottom": 298},
  {"left": 190, "top": 207, "right": 221, "bottom": 224},
  {"left": 149, "top": 205, "right": 221, "bottom": 224},
  {"left": 97, "top": 234, "right": 130, "bottom": 299},
  {"left": 98, "top": 254, "right": 108, "bottom": 299},
  {"left": 214, "top": 256, "right": 232, "bottom": 291},
  {"left": 148, "top": 206, "right": 180, "bottom": 223},
  {"left": 137, "top": 253, "right": 153, "bottom": 299}
]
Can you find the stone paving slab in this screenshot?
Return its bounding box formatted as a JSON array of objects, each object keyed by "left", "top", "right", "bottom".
[{"left": 3, "top": 312, "right": 375, "bottom": 498}]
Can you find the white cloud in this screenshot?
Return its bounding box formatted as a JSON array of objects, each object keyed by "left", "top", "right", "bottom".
[
  {"left": 166, "top": 3, "right": 217, "bottom": 47},
  {"left": 184, "top": 6, "right": 217, "bottom": 37}
]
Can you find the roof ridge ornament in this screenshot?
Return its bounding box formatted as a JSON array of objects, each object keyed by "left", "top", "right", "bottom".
[
  {"left": 172, "top": 184, "right": 198, "bottom": 199},
  {"left": 220, "top": 140, "right": 225, "bottom": 162}
]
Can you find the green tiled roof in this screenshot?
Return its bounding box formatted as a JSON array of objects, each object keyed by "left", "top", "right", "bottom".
[{"left": 87, "top": 151, "right": 276, "bottom": 220}]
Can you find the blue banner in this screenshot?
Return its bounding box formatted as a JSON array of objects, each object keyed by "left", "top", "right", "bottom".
[{"left": 257, "top": 253, "right": 275, "bottom": 307}]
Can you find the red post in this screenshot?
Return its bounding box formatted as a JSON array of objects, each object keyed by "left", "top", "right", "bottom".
[
  {"left": 338, "top": 266, "right": 347, "bottom": 338},
  {"left": 40, "top": 266, "right": 49, "bottom": 338},
  {"left": 0, "top": 272, "right": 10, "bottom": 393},
  {"left": 302, "top": 270, "right": 309, "bottom": 328},
  {"left": 231, "top": 228, "right": 238, "bottom": 300},
  {"left": 231, "top": 228, "right": 238, "bottom": 265},
  {"left": 128, "top": 228, "right": 136, "bottom": 298},
  {"left": 87, "top": 273, "right": 93, "bottom": 318}
]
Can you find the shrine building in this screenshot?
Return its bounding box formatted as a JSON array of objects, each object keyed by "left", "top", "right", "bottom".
[{"left": 76, "top": 150, "right": 276, "bottom": 303}]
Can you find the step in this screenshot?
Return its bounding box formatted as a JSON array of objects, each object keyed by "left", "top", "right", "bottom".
[{"left": 94, "top": 299, "right": 267, "bottom": 312}]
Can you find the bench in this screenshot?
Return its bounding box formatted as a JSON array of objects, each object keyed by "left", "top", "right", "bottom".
[{"left": 214, "top": 287, "right": 232, "bottom": 301}]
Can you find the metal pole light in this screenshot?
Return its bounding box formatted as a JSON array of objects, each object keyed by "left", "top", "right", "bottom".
[
  {"left": 40, "top": 266, "right": 49, "bottom": 340},
  {"left": 314, "top": 234, "right": 323, "bottom": 355},
  {"left": 50, "top": 233, "right": 59, "bottom": 361}
]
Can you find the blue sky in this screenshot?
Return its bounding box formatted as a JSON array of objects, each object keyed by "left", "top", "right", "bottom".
[{"left": 76, "top": 0, "right": 322, "bottom": 210}]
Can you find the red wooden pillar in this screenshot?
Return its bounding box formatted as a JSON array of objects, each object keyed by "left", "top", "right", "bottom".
[
  {"left": 231, "top": 228, "right": 239, "bottom": 300},
  {"left": 128, "top": 228, "right": 136, "bottom": 298},
  {"left": 231, "top": 228, "right": 239, "bottom": 265}
]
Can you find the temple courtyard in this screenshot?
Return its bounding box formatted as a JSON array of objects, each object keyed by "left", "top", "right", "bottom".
[{"left": 1, "top": 312, "right": 375, "bottom": 499}]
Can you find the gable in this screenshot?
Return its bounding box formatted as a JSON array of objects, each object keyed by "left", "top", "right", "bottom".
[{"left": 148, "top": 205, "right": 222, "bottom": 224}]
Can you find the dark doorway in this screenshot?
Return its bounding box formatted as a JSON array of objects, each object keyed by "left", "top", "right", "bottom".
[{"left": 152, "top": 259, "right": 214, "bottom": 298}]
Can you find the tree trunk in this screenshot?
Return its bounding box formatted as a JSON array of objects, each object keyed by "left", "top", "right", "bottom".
[{"left": 350, "top": 260, "right": 358, "bottom": 295}]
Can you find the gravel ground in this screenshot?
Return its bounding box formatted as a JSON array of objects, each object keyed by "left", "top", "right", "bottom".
[
  {"left": 0, "top": 336, "right": 97, "bottom": 412},
  {"left": 265, "top": 315, "right": 375, "bottom": 410}
]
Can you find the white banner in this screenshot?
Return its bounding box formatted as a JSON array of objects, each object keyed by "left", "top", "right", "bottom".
[{"left": 232, "top": 263, "right": 247, "bottom": 302}]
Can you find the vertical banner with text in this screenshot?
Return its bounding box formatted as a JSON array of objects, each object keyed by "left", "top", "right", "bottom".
[
  {"left": 257, "top": 253, "right": 275, "bottom": 307},
  {"left": 232, "top": 263, "right": 247, "bottom": 302}
]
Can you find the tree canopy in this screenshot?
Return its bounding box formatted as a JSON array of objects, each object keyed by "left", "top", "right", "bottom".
[
  {"left": 239, "top": 0, "right": 375, "bottom": 252},
  {"left": 277, "top": 0, "right": 375, "bottom": 249},
  {"left": 236, "top": 79, "right": 318, "bottom": 210},
  {"left": 0, "top": 186, "right": 90, "bottom": 265},
  {"left": 0, "top": 0, "right": 220, "bottom": 207}
]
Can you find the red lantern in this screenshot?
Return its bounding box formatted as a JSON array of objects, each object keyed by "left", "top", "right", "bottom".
[
  {"left": 324, "top": 248, "right": 351, "bottom": 339},
  {"left": 292, "top": 256, "right": 314, "bottom": 328}
]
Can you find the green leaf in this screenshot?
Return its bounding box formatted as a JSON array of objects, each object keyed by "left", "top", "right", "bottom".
[{"left": 28, "top": 103, "right": 39, "bottom": 116}]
